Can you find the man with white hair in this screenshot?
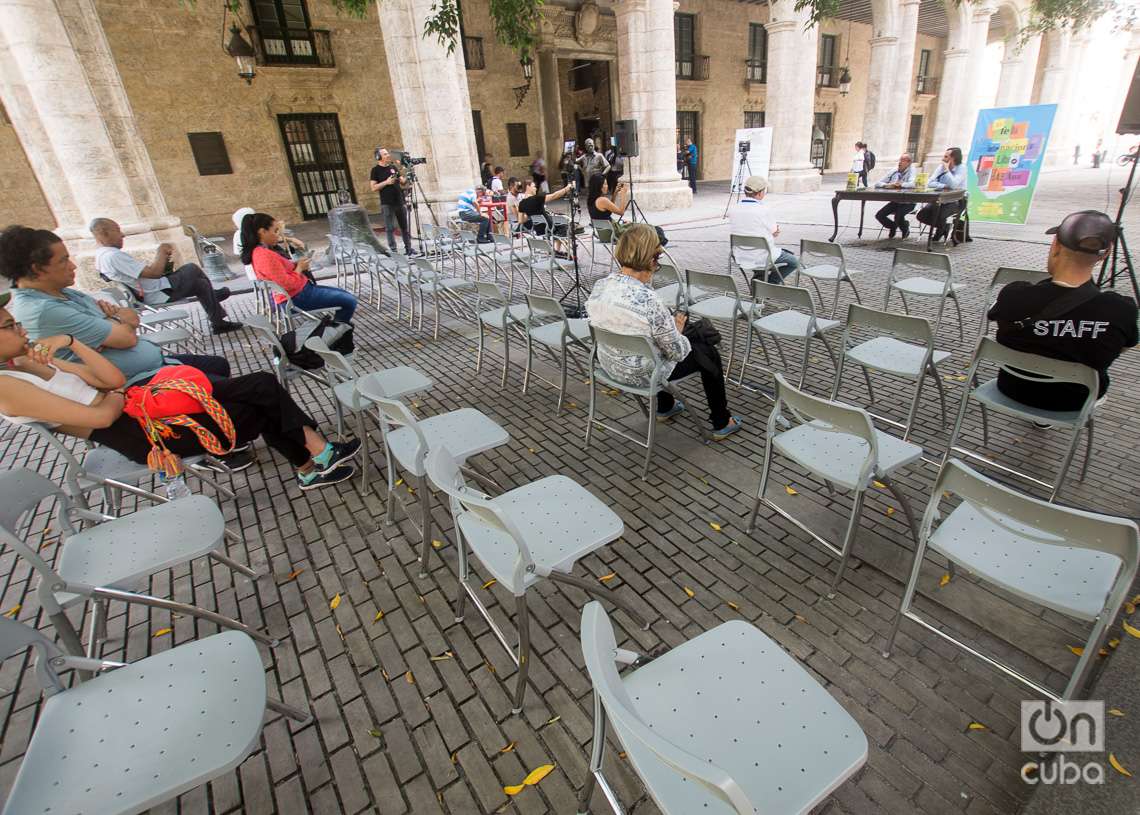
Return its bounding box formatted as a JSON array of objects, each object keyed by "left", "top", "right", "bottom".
[{"left": 727, "top": 175, "right": 799, "bottom": 283}]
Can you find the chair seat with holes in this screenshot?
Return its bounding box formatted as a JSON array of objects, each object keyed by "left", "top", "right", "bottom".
[
  {"left": 799, "top": 263, "right": 862, "bottom": 282},
  {"left": 846, "top": 336, "right": 951, "bottom": 378},
  {"left": 419, "top": 277, "right": 473, "bottom": 292},
  {"left": 55, "top": 497, "right": 225, "bottom": 602},
  {"left": 773, "top": 420, "right": 923, "bottom": 491},
  {"left": 653, "top": 283, "right": 682, "bottom": 307},
  {"left": 530, "top": 318, "right": 590, "bottom": 347},
  {"left": 348, "top": 367, "right": 432, "bottom": 407},
  {"left": 385, "top": 409, "right": 509, "bottom": 478},
  {"left": 972, "top": 379, "right": 1086, "bottom": 426},
  {"left": 139, "top": 309, "right": 191, "bottom": 327},
  {"left": 688, "top": 295, "right": 738, "bottom": 321},
  {"left": 479, "top": 303, "right": 531, "bottom": 326},
  {"left": 891, "top": 277, "right": 966, "bottom": 297},
  {"left": 141, "top": 328, "right": 193, "bottom": 348},
  {"left": 928, "top": 501, "right": 1119, "bottom": 620},
  {"left": 752, "top": 310, "right": 840, "bottom": 339},
  {"left": 619, "top": 620, "right": 867, "bottom": 815},
  {"left": 456, "top": 475, "right": 622, "bottom": 594},
  {"left": 80, "top": 446, "right": 210, "bottom": 487},
  {"left": 3, "top": 631, "right": 266, "bottom": 815}
]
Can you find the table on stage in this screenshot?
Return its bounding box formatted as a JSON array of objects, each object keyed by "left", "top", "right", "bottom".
[{"left": 828, "top": 188, "right": 969, "bottom": 251}]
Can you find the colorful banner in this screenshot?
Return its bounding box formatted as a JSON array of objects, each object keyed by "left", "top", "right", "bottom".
[{"left": 967, "top": 104, "right": 1057, "bottom": 224}]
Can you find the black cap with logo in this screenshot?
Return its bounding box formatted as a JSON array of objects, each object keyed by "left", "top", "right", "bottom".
[{"left": 1045, "top": 210, "right": 1118, "bottom": 255}]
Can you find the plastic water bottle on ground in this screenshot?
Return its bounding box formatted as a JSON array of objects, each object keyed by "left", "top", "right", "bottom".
[{"left": 161, "top": 473, "right": 192, "bottom": 500}]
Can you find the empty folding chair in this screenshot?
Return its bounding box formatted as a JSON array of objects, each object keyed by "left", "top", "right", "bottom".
[
  {"left": 586, "top": 325, "right": 710, "bottom": 480},
  {"left": 490, "top": 234, "right": 524, "bottom": 296},
  {"left": 473, "top": 282, "right": 531, "bottom": 389},
  {"left": 589, "top": 219, "right": 619, "bottom": 275},
  {"left": 651, "top": 253, "right": 686, "bottom": 310},
  {"left": 746, "top": 374, "right": 923, "bottom": 597},
  {"left": 737, "top": 279, "right": 840, "bottom": 391},
  {"left": 425, "top": 447, "right": 649, "bottom": 713},
  {"left": 353, "top": 389, "right": 509, "bottom": 577},
  {"left": 576, "top": 601, "right": 867, "bottom": 815},
  {"left": 0, "top": 469, "right": 274, "bottom": 660},
  {"left": 523, "top": 293, "right": 592, "bottom": 412},
  {"left": 883, "top": 248, "right": 967, "bottom": 342},
  {"left": 728, "top": 233, "right": 778, "bottom": 287},
  {"left": 686, "top": 268, "right": 746, "bottom": 376},
  {"left": 456, "top": 229, "right": 495, "bottom": 282},
  {"left": 943, "top": 337, "right": 1099, "bottom": 502},
  {"left": 524, "top": 235, "right": 573, "bottom": 295},
  {"left": 830, "top": 304, "right": 950, "bottom": 442},
  {"left": 885, "top": 459, "right": 1139, "bottom": 700},
  {"left": 977, "top": 266, "right": 1050, "bottom": 339},
  {"left": 94, "top": 287, "right": 196, "bottom": 351},
  {"left": 0, "top": 622, "right": 309, "bottom": 815},
  {"left": 797, "top": 239, "right": 864, "bottom": 318},
  {"left": 413, "top": 256, "right": 476, "bottom": 340}
]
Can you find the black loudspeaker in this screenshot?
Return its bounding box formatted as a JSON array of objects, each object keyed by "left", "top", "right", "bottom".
[
  {"left": 1117, "top": 55, "right": 1140, "bottom": 135},
  {"left": 614, "top": 119, "right": 639, "bottom": 157}
]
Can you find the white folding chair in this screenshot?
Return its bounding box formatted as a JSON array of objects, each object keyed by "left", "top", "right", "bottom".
[
  {"left": 686, "top": 268, "right": 747, "bottom": 377},
  {"left": 474, "top": 282, "right": 531, "bottom": 389},
  {"left": 589, "top": 219, "right": 619, "bottom": 275},
  {"left": 728, "top": 233, "right": 779, "bottom": 287},
  {"left": 883, "top": 248, "right": 967, "bottom": 342},
  {"left": 737, "top": 279, "right": 840, "bottom": 391},
  {"left": 523, "top": 293, "right": 592, "bottom": 412},
  {"left": 797, "top": 239, "right": 864, "bottom": 318}
]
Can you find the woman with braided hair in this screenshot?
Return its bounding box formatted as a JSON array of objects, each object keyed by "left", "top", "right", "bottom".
[{"left": 0, "top": 291, "right": 360, "bottom": 491}]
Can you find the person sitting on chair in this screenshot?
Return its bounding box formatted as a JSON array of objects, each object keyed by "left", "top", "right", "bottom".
[
  {"left": 873, "top": 153, "right": 917, "bottom": 239},
  {"left": 728, "top": 175, "right": 799, "bottom": 282},
  {"left": 587, "top": 174, "right": 629, "bottom": 228},
  {"left": 988, "top": 210, "right": 1137, "bottom": 412},
  {"left": 456, "top": 186, "right": 493, "bottom": 243},
  {"left": 517, "top": 179, "right": 573, "bottom": 237},
  {"left": 241, "top": 213, "right": 357, "bottom": 323},
  {"left": 0, "top": 292, "right": 361, "bottom": 490},
  {"left": 915, "top": 147, "right": 967, "bottom": 242},
  {"left": 2, "top": 225, "right": 231, "bottom": 385},
  {"left": 90, "top": 218, "right": 242, "bottom": 335},
  {"left": 586, "top": 224, "right": 742, "bottom": 440}
]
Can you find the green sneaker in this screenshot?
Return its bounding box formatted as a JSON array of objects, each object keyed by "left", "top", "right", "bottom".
[{"left": 297, "top": 464, "right": 356, "bottom": 491}]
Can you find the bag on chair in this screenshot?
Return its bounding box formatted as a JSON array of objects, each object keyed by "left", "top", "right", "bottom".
[{"left": 279, "top": 315, "right": 355, "bottom": 369}]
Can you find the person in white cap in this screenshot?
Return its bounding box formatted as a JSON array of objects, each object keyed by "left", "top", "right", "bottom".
[{"left": 727, "top": 175, "right": 799, "bottom": 282}]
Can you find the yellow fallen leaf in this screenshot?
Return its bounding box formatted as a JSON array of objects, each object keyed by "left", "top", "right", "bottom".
[
  {"left": 1109, "top": 638, "right": 1121, "bottom": 649},
  {"left": 683, "top": 586, "right": 695, "bottom": 598},
  {"left": 939, "top": 573, "right": 951, "bottom": 588},
  {"left": 1126, "top": 601, "right": 1136, "bottom": 615},
  {"left": 527, "top": 448, "right": 536, "bottom": 453},
  {"left": 1069, "top": 646, "right": 1085, "bottom": 656},
  {"left": 499, "top": 741, "right": 517, "bottom": 753},
  {"left": 885, "top": 506, "right": 896, "bottom": 517},
  {"left": 369, "top": 728, "right": 383, "bottom": 739},
  {"left": 373, "top": 610, "right": 384, "bottom": 623},
  {"left": 784, "top": 485, "right": 798, "bottom": 495},
  {"left": 967, "top": 722, "right": 987, "bottom": 731},
  {"left": 544, "top": 715, "right": 561, "bottom": 726},
  {"left": 1131, "top": 593, "right": 1140, "bottom": 606},
  {"left": 430, "top": 651, "right": 454, "bottom": 662},
  {"left": 3, "top": 604, "right": 20, "bottom": 618},
  {"left": 335, "top": 624, "right": 345, "bottom": 641},
  {"left": 504, "top": 763, "right": 556, "bottom": 795},
  {"left": 872, "top": 480, "right": 887, "bottom": 490},
  {"left": 617, "top": 751, "right": 627, "bottom": 759},
  {"left": 794, "top": 613, "right": 808, "bottom": 623},
  {"left": 1109, "top": 753, "right": 1132, "bottom": 778},
  {"left": 395, "top": 478, "right": 403, "bottom": 486},
  {"left": 726, "top": 601, "right": 740, "bottom": 611},
  {"left": 709, "top": 522, "right": 722, "bottom": 532},
  {"left": 330, "top": 593, "right": 341, "bottom": 610},
  {"left": 405, "top": 671, "right": 415, "bottom": 684},
  {"left": 1100, "top": 648, "right": 1110, "bottom": 657},
  {"left": 566, "top": 402, "right": 577, "bottom": 409},
  {"left": 450, "top": 751, "right": 458, "bottom": 765},
  {"left": 482, "top": 578, "right": 497, "bottom": 589},
  {"left": 1109, "top": 708, "right": 1126, "bottom": 717},
  {"left": 381, "top": 669, "right": 390, "bottom": 680},
  {"left": 152, "top": 627, "right": 172, "bottom": 638},
  {"left": 1124, "top": 619, "right": 1140, "bottom": 639},
  {"left": 285, "top": 568, "right": 304, "bottom": 581},
  {"left": 598, "top": 573, "right": 617, "bottom": 582},
  {"left": 431, "top": 539, "right": 444, "bottom": 549},
  {"left": 407, "top": 487, "right": 416, "bottom": 495}
]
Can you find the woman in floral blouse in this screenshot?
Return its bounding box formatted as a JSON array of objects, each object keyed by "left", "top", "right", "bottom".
[{"left": 586, "top": 224, "right": 741, "bottom": 439}]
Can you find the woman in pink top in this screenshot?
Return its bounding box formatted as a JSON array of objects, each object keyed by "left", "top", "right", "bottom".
[{"left": 240, "top": 212, "right": 357, "bottom": 322}]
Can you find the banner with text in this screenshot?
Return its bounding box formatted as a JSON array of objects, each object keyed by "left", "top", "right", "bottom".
[
  {"left": 967, "top": 104, "right": 1057, "bottom": 224},
  {"left": 728, "top": 128, "right": 773, "bottom": 192}
]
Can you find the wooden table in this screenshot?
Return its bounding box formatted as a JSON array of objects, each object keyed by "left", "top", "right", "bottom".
[{"left": 829, "top": 188, "right": 970, "bottom": 251}]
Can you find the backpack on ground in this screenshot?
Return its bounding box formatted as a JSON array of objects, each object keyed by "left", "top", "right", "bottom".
[{"left": 864, "top": 150, "right": 877, "bottom": 171}]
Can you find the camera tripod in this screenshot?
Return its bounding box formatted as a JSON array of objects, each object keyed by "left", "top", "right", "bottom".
[
  {"left": 723, "top": 147, "right": 753, "bottom": 218},
  {"left": 559, "top": 179, "right": 589, "bottom": 318},
  {"left": 404, "top": 168, "right": 437, "bottom": 257},
  {"left": 620, "top": 152, "right": 648, "bottom": 223},
  {"left": 1096, "top": 145, "right": 1138, "bottom": 303}
]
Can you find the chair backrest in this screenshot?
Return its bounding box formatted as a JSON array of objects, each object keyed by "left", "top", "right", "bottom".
[
  {"left": 588, "top": 324, "right": 665, "bottom": 390},
  {"left": 243, "top": 314, "right": 287, "bottom": 357},
  {"left": 687, "top": 269, "right": 739, "bottom": 300},
  {"left": 843, "top": 302, "right": 935, "bottom": 346},
  {"left": 652, "top": 260, "right": 685, "bottom": 308},
  {"left": 526, "top": 236, "right": 551, "bottom": 257},
  {"left": 890, "top": 248, "right": 953, "bottom": 289},
  {"left": 968, "top": 337, "right": 1100, "bottom": 415},
  {"left": 357, "top": 391, "right": 434, "bottom": 473},
  {"left": 799, "top": 239, "right": 844, "bottom": 270},
  {"left": 304, "top": 335, "right": 357, "bottom": 382},
  {"left": 729, "top": 234, "right": 776, "bottom": 272},
  {"left": 927, "top": 459, "right": 1139, "bottom": 610},
  {"left": 0, "top": 617, "right": 66, "bottom": 695},
  {"left": 750, "top": 279, "right": 816, "bottom": 315},
  {"left": 592, "top": 219, "right": 617, "bottom": 243},
  {"left": 0, "top": 468, "right": 71, "bottom": 590},
  {"left": 475, "top": 281, "right": 507, "bottom": 308},
  {"left": 579, "top": 602, "right": 756, "bottom": 813},
  {"left": 526, "top": 293, "right": 566, "bottom": 321}
]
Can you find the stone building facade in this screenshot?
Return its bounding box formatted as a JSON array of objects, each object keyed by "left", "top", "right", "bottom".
[{"left": 0, "top": 0, "right": 1135, "bottom": 286}]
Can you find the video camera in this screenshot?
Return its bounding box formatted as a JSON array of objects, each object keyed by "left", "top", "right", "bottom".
[
  {"left": 400, "top": 153, "right": 427, "bottom": 167},
  {"left": 738, "top": 140, "right": 751, "bottom": 155}
]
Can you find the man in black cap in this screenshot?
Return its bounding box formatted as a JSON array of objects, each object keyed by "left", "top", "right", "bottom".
[{"left": 987, "top": 210, "right": 1137, "bottom": 411}]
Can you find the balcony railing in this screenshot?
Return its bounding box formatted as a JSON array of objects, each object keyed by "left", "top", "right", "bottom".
[
  {"left": 916, "top": 75, "right": 940, "bottom": 95},
  {"left": 676, "top": 54, "right": 710, "bottom": 81},
  {"left": 463, "top": 36, "right": 485, "bottom": 70},
  {"left": 816, "top": 64, "right": 838, "bottom": 88},
  {"left": 247, "top": 27, "right": 334, "bottom": 67},
  {"left": 745, "top": 58, "right": 767, "bottom": 84}
]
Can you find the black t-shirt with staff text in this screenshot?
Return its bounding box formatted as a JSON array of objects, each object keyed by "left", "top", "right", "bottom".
[{"left": 370, "top": 164, "right": 403, "bottom": 206}]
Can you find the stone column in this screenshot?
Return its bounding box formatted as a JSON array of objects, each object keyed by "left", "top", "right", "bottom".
[
  {"left": 613, "top": 0, "right": 691, "bottom": 209},
  {"left": 994, "top": 34, "right": 1041, "bottom": 107},
  {"left": 923, "top": 48, "right": 970, "bottom": 167},
  {"left": 0, "top": 0, "right": 192, "bottom": 289},
  {"left": 1043, "top": 29, "right": 1090, "bottom": 167},
  {"left": 376, "top": 0, "right": 480, "bottom": 213},
  {"left": 952, "top": 5, "right": 997, "bottom": 156},
  {"left": 882, "top": 0, "right": 921, "bottom": 164},
  {"left": 764, "top": 0, "right": 821, "bottom": 193},
  {"left": 861, "top": 35, "right": 898, "bottom": 155},
  {"left": 536, "top": 48, "right": 564, "bottom": 176}
]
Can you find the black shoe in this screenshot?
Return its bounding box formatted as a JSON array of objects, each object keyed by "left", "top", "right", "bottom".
[
  {"left": 214, "top": 287, "right": 232, "bottom": 303},
  {"left": 314, "top": 438, "right": 362, "bottom": 474},
  {"left": 204, "top": 448, "right": 254, "bottom": 473},
  {"left": 212, "top": 320, "right": 244, "bottom": 335},
  {"left": 886, "top": 229, "right": 897, "bottom": 239},
  {"left": 899, "top": 222, "right": 910, "bottom": 239},
  {"left": 297, "top": 464, "right": 356, "bottom": 490},
  {"left": 477, "top": 237, "right": 494, "bottom": 244}
]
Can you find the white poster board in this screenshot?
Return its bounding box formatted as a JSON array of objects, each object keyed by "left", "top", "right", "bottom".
[{"left": 728, "top": 128, "right": 773, "bottom": 192}]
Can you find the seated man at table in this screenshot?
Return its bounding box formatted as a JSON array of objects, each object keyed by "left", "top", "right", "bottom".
[
  {"left": 90, "top": 218, "right": 241, "bottom": 335},
  {"left": 728, "top": 175, "right": 798, "bottom": 282},
  {"left": 1, "top": 225, "right": 232, "bottom": 385},
  {"left": 457, "top": 186, "right": 493, "bottom": 243},
  {"left": 915, "top": 147, "right": 967, "bottom": 242},
  {"left": 987, "top": 210, "right": 1137, "bottom": 412},
  {"left": 873, "top": 153, "right": 917, "bottom": 239}
]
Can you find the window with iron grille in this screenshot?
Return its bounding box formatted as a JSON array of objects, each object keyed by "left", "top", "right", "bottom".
[
  {"left": 472, "top": 110, "right": 486, "bottom": 163},
  {"left": 907, "top": 114, "right": 923, "bottom": 158},
  {"left": 817, "top": 34, "right": 837, "bottom": 87},
  {"left": 506, "top": 123, "right": 529, "bottom": 157},
  {"left": 744, "top": 111, "right": 765, "bottom": 130},
  {"left": 811, "top": 111, "right": 832, "bottom": 169},
  {"left": 674, "top": 14, "right": 696, "bottom": 80},
  {"left": 463, "top": 36, "right": 485, "bottom": 70},
  {"left": 251, "top": 0, "right": 319, "bottom": 65},
  {"left": 187, "top": 132, "right": 233, "bottom": 176},
  {"left": 277, "top": 113, "right": 355, "bottom": 219},
  {"left": 916, "top": 49, "right": 932, "bottom": 93},
  {"left": 747, "top": 24, "right": 767, "bottom": 83}
]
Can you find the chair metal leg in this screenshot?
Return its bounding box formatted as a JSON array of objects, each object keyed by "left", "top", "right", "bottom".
[
  {"left": 89, "top": 587, "right": 279, "bottom": 647},
  {"left": 1051, "top": 424, "right": 1087, "bottom": 502},
  {"left": 557, "top": 344, "right": 569, "bottom": 413},
  {"left": 577, "top": 691, "right": 606, "bottom": 815},
  {"left": 85, "top": 599, "right": 106, "bottom": 659},
  {"left": 746, "top": 437, "right": 775, "bottom": 534},
  {"left": 208, "top": 549, "right": 259, "bottom": 579},
  {"left": 548, "top": 571, "right": 651, "bottom": 630},
  {"left": 266, "top": 697, "right": 313, "bottom": 725},
  {"left": 950, "top": 293, "right": 964, "bottom": 344},
  {"left": 417, "top": 474, "right": 434, "bottom": 578},
  {"left": 1079, "top": 418, "right": 1094, "bottom": 482},
  {"left": 881, "top": 476, "right": 920, "bottom": 546},
  {"left": 476, "top": 319, "right": 486, "bottom": 375},
  {"left": 512, "top": 593, "right": 531, "bottom": 714},
  {"left": 501, "top": 323, "right": 511, "bottom": 390},
  {"left": 642, "top": 393, "right": 657, "bottom": 480},
  {"left": 929, "top": 363, "right": 948, "bottom": 428},
  {"left": 827, "top": 490, "right": 867, "bottom": 599}
]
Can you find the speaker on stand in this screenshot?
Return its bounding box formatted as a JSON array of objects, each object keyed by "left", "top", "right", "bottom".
[{"left": 613, "top": 119, "right": 647, "bottom": 221}]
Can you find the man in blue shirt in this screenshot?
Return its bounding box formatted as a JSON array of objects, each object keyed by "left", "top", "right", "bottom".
[
  {"left": 684, "top": 138, "right": 698, "bottom": 194},
  {"left": 916, "top": 147, "right": 968, "bottom": 242},
  {"left": 457, "top": 186, "right": 493, "bottom": 243},
  {"left": 873, "top": 153, "right": 917, "bottom": 239}
]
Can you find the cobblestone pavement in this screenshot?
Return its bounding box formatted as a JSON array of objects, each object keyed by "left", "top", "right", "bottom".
[{"left": 1, "top": 168, "right": 1137, "bottom": 814}]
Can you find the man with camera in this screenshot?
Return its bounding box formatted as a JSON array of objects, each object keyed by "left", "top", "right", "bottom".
[{"left": 370, "top": 148, "right": 418, "bottom": 257}]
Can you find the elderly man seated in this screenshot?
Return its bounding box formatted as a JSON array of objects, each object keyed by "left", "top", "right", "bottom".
[
  {"left": 727, "top": 174, "right": 798, "bottom": 282},
  {"left": 90, "top": 217, "right": 241, "bottom": 334},
  {"left": 586, "top": 224, "right": 742, "bottom": 440},
  {"left": 873, "top": 154, "right": 917, "bottom": 239}
]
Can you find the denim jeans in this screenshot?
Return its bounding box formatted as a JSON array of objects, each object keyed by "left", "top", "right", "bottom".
[
  {"left": 460, "top": 210, "right": 492, "bottom": 241},
  {"left": 381, "top": 203, "right": 412, "bottom": 252},
  {"left": 291, "top": 281, "right": 357, "bottom": 323}
]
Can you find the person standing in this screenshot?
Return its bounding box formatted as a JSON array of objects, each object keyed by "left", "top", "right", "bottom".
[
  {"left": 604, "top": 142, "right": 624, "bottom": 195},
  {"left": 480, "top": 154, "right": 494, "bottom": 187},
  {"left": 576, "top": 138, "right": 610, "bottom": 187},
  {"left": 873, "top": 154, "right": 917, "bottom": 239},
  {"left": 370, "top": 148, "right": 416, "bottom": 257},
  {"left": 851, "top": 142, "right": 867, "bottom": 188},
  {"left": 530, "top": 154, "right": 548, "bottom": 193},
  {"left": 1072, "top": 144, "right": 1081, "bottom": 166},
  {"left": 490, "top": 166, "right": 506, "bottom": 194},
  {"left": 684, "top": 137, "right": 698, "bottom": 193}
]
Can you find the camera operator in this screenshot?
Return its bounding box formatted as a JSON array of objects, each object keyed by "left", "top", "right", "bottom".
[{"left": 370, "top": 148, "right": 417, "bottom": 257}]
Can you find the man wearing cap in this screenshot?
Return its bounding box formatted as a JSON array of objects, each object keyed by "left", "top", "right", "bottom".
[
  {"left": 728, "top": 175, "right": 799, "bottom": 282},
  {"left": 988, "top": 210, "right": 1137, "bottom": 411}
]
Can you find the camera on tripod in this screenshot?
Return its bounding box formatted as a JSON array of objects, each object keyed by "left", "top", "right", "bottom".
[
  {"left": 738, "top": 140, "right": 751, "bottom": 155},
  {"left": 400, "top": 154, "right": 427, "bottom": 168}
]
